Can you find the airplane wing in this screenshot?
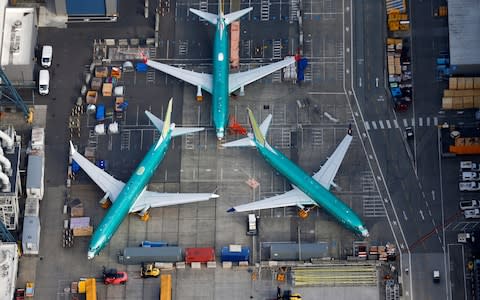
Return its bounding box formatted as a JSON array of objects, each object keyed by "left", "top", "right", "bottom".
[
  {"left": 228, "top": 57, "right": 295, "bottom": 93},
  {"left": 70, "top": 142, "right": 125, "bottom": 201},
  {"left": 130, "top": 191, "right": 218, "bottom": 213},
  {"left": 312, "top": 133, "right": 353, "bottom": 189},
  {"left": 227, "top": 189, "right": 314, "bottom": 212},
  {"left": 146, "top": 60, "right": 213, "bottom": 94}
]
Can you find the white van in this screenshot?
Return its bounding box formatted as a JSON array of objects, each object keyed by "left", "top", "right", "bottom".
[
  {"left": 38, "top": 70, "right": 50, "bottom": 95},
  {"left": 41, "top": 45, "right": 53, "bottom": 68}
]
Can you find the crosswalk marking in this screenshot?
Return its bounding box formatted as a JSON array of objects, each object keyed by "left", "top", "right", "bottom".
[{"left": 364, "top": 116, "right": 439, "bottom": 131}]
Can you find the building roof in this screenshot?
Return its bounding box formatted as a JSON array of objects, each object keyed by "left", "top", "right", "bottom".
[
  {"left": 0, "top": 243, "right": 19, "bottom": 300},
  {"left": 448, "top": 0, "right": 480, "bottom": 67},
  {"left": 26, "top": 155, "right": 43, "bottom": 189},
  {"left": 0, "top": 7, "right": 36, "bottom": 67}
]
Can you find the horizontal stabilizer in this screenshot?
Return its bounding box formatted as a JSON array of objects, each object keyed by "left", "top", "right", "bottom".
[
  {"left": 190, "top": 8, "right": 218, "bottom": 25},
  {"left": 224, "top": 7, "right": 253, "bottom": 25},
  {"left": 171, "top": 127, "right": 204, "bottom": 137},
  {"left": 222, "top": 137, "right": 255, "bottom": 147},
  {"left": 145, "top": 110, "right": 204, "bottom": 137}
]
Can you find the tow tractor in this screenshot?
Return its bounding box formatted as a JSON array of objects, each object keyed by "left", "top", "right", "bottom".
[
  {"left": 140, "top": 263, "right": 160, "bottom": 278},
  {"left": 276, "top": 286, "right": 302, "bottom": 299}
]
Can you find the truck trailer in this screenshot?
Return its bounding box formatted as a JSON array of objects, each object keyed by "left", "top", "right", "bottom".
[{"left": 118, "top": 247, "right": 183, "bottom": 265}]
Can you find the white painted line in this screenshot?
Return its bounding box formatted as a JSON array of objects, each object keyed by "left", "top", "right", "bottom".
[
  {"left": 379, "top": 120, "right": 384, "bottom": 129},
  {"left": 403, "top": 119, "right": 408, "bottom": 127},
  {"left": 393, "top": 119, "right": 399, "bottom": 128},
  {"left": 434, "top": 117, "right": 438, "bottom": 126},
  {"left": 419, "top": 117, "right": 423, "bottom": 127},
  {"left": 371, "top": 121, "right": 377, "bottom": 130},
  {"left": 403, "top": 210, "right": 408, "bottom": 221},
  {"left": 386, "top": 120, "right": 391, "bottom": 128},
  {"left": 411, "top": 118, "right": 415, "bottom": 126},
  {"left": 364, "top": 121, "right": 370, "bottom": 130},
  {"left": 419, "top": 210, "right": 424, "bottom": 220},
  {"left": 427, "top": 117, "right": 431, "bottom": 126}
]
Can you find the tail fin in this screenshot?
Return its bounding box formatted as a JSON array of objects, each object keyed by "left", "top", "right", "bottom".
[
  {"left": 222, "top": 112, "right": 272, "bottom": 147},
  {"left": 247, "top": 108, "right": 266, "bottom": 145},
  {"left": 224, "top": 7, "right": 253, "bottom": 25},
  {"left": 162, "top": 98, "right": 173, "bottom": 138}
]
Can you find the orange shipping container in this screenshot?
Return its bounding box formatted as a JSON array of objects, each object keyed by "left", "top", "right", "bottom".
[{"left": 474, "top": 78, "right": 480, "bottom": 89}]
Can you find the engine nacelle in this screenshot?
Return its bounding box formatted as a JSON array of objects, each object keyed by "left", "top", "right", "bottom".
[{"left": 196, "top": 86, "right": 203, "bottom": 101}]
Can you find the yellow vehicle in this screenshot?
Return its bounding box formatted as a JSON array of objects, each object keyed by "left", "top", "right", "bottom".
[{"left": 141, "top": 263, "right": 160, "bottom": 278}]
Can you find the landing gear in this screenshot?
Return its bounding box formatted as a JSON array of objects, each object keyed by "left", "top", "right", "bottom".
[{"left": 140, "top": 212, "right": 150, "bottom": 222}]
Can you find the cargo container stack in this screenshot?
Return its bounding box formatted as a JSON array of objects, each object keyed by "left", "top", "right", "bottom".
[
  {"left": 23, "top": 127, "right": 45, "bottom": 255},
  {"left": 441, "top": 77, "right": 480, "bottom": 110}
]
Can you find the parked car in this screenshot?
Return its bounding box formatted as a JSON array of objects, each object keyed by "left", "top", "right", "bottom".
[
  {"left": 462, "top": 172, "right": 480, "bottom": 181},
  {"left": 459, "top": 182, "right": 480, "bottom": 191},
  {"left": 405, "top": 127, "right": 414, "bottom": 139},
  {"left": 464, "top": 209, "right": 480, "bottom": 219},
  {"left": 460, "top": 200, "right": 480, "bottom": 210}
]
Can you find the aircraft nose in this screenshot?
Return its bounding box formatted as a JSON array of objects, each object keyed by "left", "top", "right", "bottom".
[
  {"left": 216, "top": 130, "right": 224, "bottom": 139},
  {"left": 87, "top": 250, "right": 95, "bottom": 260}
]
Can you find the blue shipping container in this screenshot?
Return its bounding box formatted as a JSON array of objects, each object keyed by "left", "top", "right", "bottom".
[{"left": 220, "top": 246, "right": 250, "bottom": 262}]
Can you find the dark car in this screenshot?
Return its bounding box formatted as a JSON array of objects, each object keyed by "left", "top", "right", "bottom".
[{"left": 405, "top": 126, "right": 414, "bottom": 139}]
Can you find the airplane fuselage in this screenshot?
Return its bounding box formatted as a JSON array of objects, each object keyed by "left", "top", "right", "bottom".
[
  {"left": 254, "top": 141, "right": 368, "bottom": 236},
  {"left": 212, "top": 18, "right": 230, "bottom": 139},
  {"left": 87, "top": 132, "right": 172, "bottom": 258}
]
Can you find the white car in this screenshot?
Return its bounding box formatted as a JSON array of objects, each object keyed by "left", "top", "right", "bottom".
[
  {"left": 460, "top": 200, "right": 480, "bottom": 210},
  {"left": 459, "top": 182, "right": 480, "bottom": 191},
  {"left": 461, "top": 161, "right": 480, "bottom": 171},
  {"left": 464, "top": 209, "right": 480, "bottom": 219},
  {"left": 462, "top": 172, "right": 480, "bottom": 181}
]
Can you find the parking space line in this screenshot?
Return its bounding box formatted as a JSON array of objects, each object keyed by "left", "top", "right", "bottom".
[
  {"left": 393, "top": 119, "right": 399, "bottom": 128},
  {"left": 434, "top": 117, "right": 438, "bottom": 126},
  {"left": 419, "top": 117, "right": 423, "bottom": 127},
  {"left": 427, "top": 117, "right": 430, "bottom": 126}
]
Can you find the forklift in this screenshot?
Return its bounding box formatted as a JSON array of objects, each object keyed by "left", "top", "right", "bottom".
[{"left": 140, "top": 263, "right": 161, "bottom": 278}]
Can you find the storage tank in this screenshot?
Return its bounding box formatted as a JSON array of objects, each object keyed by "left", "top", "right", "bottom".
[
  {"left": 269, "top": 243, "right": 329, "bottom": 261},
  {"left": 118, "top": 247, "right": 183, "bottom": 265}
]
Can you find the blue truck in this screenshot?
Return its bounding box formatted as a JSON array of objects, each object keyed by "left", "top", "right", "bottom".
[
  {"left": 139, "top": 240, "right": 169, "bottom": 247},
  {"left": 96, "top": 104, "right": 105, "bottom": 122}
]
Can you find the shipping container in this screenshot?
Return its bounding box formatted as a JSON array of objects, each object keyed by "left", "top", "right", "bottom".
[
  {"left": 185, "top": 247, "right": 215, "bottom": 263},
  {"left": 22, "top": 216, "right": 41, "bottom": 255},
  {"left": 26, "top": 155, "right": 44, "bottom": 200},
  {"left": 220, "top": 245, "right": 250, "bottom": 262},
  {"left": 269, "top": 243, "right": 329, "bottom": 261},
  {"left": 230, "top": 21, "right": 240, "bottom": 69},
  {"left": 118, "top": 247, "right": 183, "bottom": 265}
]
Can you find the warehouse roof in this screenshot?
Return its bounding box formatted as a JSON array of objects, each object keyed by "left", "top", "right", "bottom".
[
  {"left": 448, "top": 0, "right": 480, "bottom": 67},
  {"left": 0, "top": 7, "right": 36, "bottom": 67},
  {"left": 0, "top": 243, "right": 19, "bottom": 300}
]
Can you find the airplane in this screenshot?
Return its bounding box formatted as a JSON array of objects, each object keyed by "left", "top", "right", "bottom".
[
  {"left": 70, "top": 99, "right": 219, "bottom": 259},
  {"left": 222, "top": 109, "right": 369, "bottom": 238},
  {"left": 144, "top": 2, "right": 295, "bottom": 140}
]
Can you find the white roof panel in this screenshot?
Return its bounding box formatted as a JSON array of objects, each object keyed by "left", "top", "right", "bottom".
[
  {"left": 1, "top": 7, "right": 36, "bottom": 66},
  {"left": 448, "top": 0, "right": 480, "bottom": 66}
]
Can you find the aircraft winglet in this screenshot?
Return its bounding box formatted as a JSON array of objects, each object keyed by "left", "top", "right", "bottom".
[
  {"left": 247, "top": 108, "right": 265, "bottom": 145},
  {"left": 69, "top": 141, "right": 76, "bottom": 155}
]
